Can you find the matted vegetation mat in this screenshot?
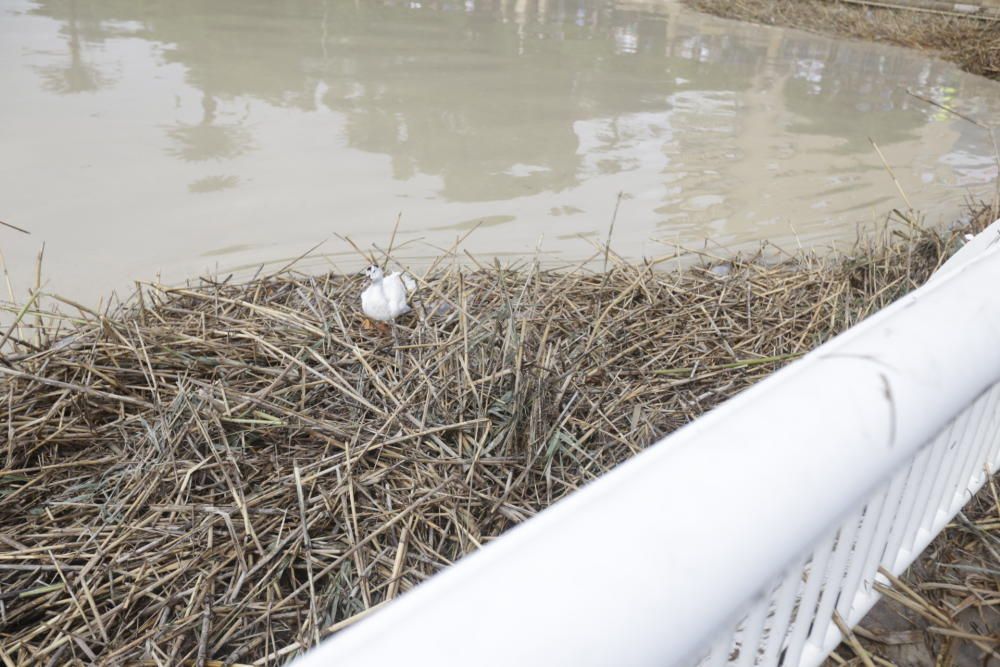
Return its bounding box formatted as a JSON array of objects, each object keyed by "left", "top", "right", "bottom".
[
  {"left": 0, "top": 205, "right": 997, "bottom": 665},
  {"left": 683, "top": 0, "right": 1000, "bottom": 81}
]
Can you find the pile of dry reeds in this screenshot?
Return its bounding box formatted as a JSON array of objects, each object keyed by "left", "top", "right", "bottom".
[
  {"left": 0, "top": 205, "right": 995, "bottom": 666},
  {"left": 683, "top": 0, "right": 1000, "bottom": 80}
]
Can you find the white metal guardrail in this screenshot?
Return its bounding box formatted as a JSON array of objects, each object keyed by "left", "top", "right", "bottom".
[{"left": 292, "top": 221, "right": 1000, "bottom": 667}]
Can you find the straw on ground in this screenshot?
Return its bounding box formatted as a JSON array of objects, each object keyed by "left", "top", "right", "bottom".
[{"left": 0, "top": 204, "right": 996, "bottom": 665}]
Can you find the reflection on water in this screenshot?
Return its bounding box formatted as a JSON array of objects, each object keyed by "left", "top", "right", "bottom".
[
  {"left": 32, "top": 0, "right": 115, "bottom": 94},
  {"left": 1, "top": 0, "right": 999, "bottom": 302},
  {"left": 166, "top": 94, "right": 254, "bottom": 162},
  {"left": 188, "top": 174, "right": 240, "bottom": 193}
]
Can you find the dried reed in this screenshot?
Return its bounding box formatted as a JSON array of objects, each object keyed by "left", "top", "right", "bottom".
[
  {"left": 0, "top": 204, "right": 995, "bottom": 665},
  {"left": 684, "top": 0, "right": 1000, "bottom": 80}
]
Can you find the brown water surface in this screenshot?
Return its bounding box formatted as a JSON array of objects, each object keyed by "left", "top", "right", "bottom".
[{"left": 2, "top": 0, "right": 999, "bottom": 302}]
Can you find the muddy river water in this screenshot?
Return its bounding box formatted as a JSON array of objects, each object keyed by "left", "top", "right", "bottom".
[{"left": 2, "top": 0, "right": 999, "bottom": 303}]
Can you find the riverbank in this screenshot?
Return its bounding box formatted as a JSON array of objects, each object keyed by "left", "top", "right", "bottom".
[
  {"left": 0, "top": 204, "right": 997, "bottom": 664},
  {"left": 683, "top": 0, "right": 1000, "bottom": 80}
]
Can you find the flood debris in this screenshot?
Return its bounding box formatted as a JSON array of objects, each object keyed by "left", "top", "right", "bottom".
[
  {"left": 0, "top": 204, "right": 996, "bottom": 664},
  {"left": 684, "top": 0, "right": 1000, "bottom": 80}
]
